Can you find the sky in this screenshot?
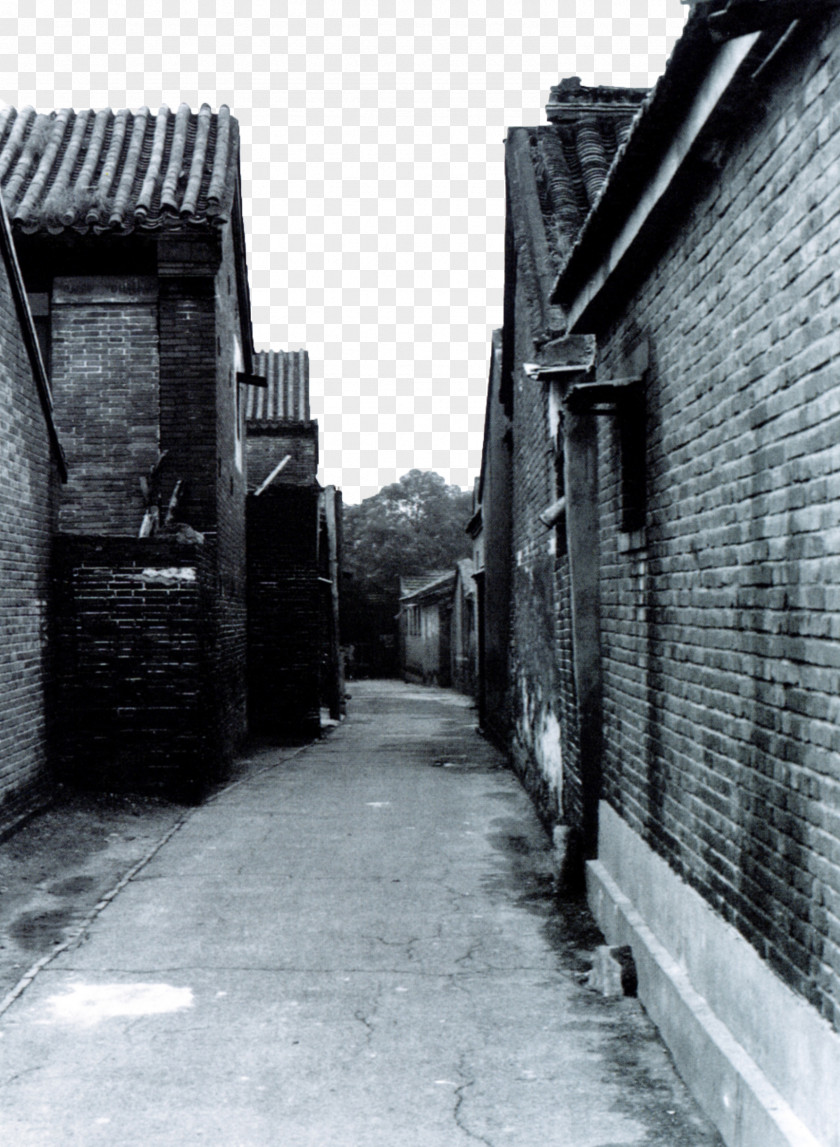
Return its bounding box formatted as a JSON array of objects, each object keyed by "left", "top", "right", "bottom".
[{"left": 1, "top": 0, "right": 688, "bottom": 504}]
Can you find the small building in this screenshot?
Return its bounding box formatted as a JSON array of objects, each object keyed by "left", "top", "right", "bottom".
[
  {"left": 399, "top": 571, "right": 456, "bottom": 686},
  {"left": 245, "top": 349, "right": 343, "bottom": 735},
  {"left": 0, "top": 103, "right": 258, "bottom": 797},
  {"left": 0, "top": 193, "right": 65, "bottom": 834}
]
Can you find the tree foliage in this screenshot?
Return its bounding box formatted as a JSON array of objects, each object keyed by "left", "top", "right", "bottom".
[{"left": 343, "top": 469, "right": 473, "bottom": 595}]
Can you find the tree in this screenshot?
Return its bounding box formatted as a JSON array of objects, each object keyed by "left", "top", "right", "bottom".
[
  {"left": 341, "top": 471, "right": 474, "bottom": 676},
  {"left": 343, "top": 470, "right": 473, "bottom": 595}
]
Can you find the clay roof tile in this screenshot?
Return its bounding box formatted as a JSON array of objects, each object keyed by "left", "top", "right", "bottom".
[{"left": 0, "top": 102, "right": 238, "bottom": 236}]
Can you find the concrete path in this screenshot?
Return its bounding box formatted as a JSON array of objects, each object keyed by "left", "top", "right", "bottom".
[{"left": 0, "top": 681, "right": 721, "bottom": 1146}]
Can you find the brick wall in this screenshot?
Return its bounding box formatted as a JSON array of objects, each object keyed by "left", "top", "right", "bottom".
[
  {"left": 0, "top": 235, "right": 61, "bottom": 833},
  {"left": 592, "top": 17, "right": 840, "bottom": 1028},
  {"left": 156, "top": 227, "right": 248, "bottom": 768},
  {"left": 246, "top": 423, "right": 319, "bottom": 490},
  {"left": 211, "top": 221, "right": 248, "bottom": 761},
  {"left": 52, "top": 536, "right": 214, "bottom": 799},
  {"left": 247, "top": 485, "right": 321, "bottom": 735},
  {"left": 508, "top": 277, "right": 581, "bottom": 831},
  {"left": 50, "top": 275, "right": 159, "bottom": 535},
  {"left": 158, "top": 273, "right": 217, "bottom": 533}
]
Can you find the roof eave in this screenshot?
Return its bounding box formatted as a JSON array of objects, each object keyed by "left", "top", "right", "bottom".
[
  {"left": 231, "top": 163, "right": 255, "bottom": 375},
  {"left": 550, "top": 10, "right": 789, "bottom": 327}
]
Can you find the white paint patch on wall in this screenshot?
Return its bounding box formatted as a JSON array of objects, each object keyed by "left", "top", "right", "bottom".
[
  {"left": 537, "top": 707, "right": 563, "bottom": 800},
  {"left": 136, "top": 567, "right": 197, "bottom": 583},
  {"left": 515, "top": 675, "right": 563, "bottom": 806},
  {"left": 44, "top": 981, "right": 194, "bottom": 1026}
]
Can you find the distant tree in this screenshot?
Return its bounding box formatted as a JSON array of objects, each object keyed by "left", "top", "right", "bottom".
[{"left": 343, "top": 469, "right": 473, "bottom": 595}]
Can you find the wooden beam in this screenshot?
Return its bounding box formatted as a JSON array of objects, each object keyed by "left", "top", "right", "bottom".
[
  {"left": 565, "top": 376, "right": 643, "bottom": 412},
  {"left": 237, "top": 371, "right": 267, "bottom": 388},
  {"left": 253, "top": 454, "right": 291, "bottom": 496}
]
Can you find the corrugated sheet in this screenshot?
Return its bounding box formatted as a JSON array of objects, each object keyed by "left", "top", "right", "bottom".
[
  {"left": 0, "top": 103, "right": 238, "bottom": 235},
  {"left": 246, "top": 349, "right": 310, "bottom": 425}
]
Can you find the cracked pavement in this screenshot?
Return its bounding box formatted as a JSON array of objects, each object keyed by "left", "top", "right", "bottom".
[{"left": 0, "top": 681, "right": 722, "bottom": 1146}]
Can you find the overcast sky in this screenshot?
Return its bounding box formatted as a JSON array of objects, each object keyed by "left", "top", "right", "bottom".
[{"left": 2, "top": 0, "right": 687, "bottom": 503}]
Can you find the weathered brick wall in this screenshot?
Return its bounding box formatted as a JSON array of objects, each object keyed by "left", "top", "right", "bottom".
[
  {"left": 52, "top": 537, "right": 214, "bottom": 800},
  {"left": 594, "top": 17, "right": 840, "bottom": 1027},
  {"left": 246, "top": 423, "right": 319, "bottom": 490},
  {"left": 158, "top": 273, "right": 217, "bottom": 533},
  {"left": 0, "top": 241, "right": 61, "bottom": 832},
  {"left": 50, "top": 276, "right": 159, "bottom": 535},
  {"left": 156, "top": 228, "right": 247, "bottom": 768},
  {"left": 509, "top": 277, "right": 580, "bottom": 830},
  {"left": 247, "top": 485, "right": 321, "bottom": 735}
]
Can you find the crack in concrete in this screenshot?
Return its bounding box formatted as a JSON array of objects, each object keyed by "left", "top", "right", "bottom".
[
  {"left": 353, "top": 979, "right": 382, "bottom": 1048},
  {"left": 454, "top": 940, "right": 490, "bottom": 972},
  {"left": 453, "top": 1055, "right": 495, "bottom": 1146},
  {"left": 353, "top": 1006, "right": 374, "bottom": 1044},
  {"left": 2, "top": 1064, "right": 44, "bottom": 1088}
]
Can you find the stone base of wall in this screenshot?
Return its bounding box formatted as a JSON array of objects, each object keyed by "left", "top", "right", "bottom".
[
  {"left": 52, "top": 537, "right": 218, "bottom": 801},
  {"left": 587, "top": 802, "right": 838, "bottom": 1147}
]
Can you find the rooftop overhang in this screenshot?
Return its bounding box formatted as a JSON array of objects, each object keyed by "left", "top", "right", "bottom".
[
  {"left": 552, "top": 4, "right": 840, "bottom": 332},
  {"left": 231, "top": 168, "right": 256, "bottom": 375},
  {"left": 686, "top": 0, "right": 840, "bottom": 41}
]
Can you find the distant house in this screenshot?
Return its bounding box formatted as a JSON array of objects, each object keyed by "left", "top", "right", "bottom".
[
  {"left": 0, "top": 194, "right": 65, "bottom": 834},
  {"left": 0, "top": 103, "right": 259, "bottom": 796},
  {"left": 246, "top": 349, "right": 343, "bottom": 734},
  {"left": 485, "top": 6, "right": 840, "bottom": 1144},
  {"left": 399, "top": 571, "right": 456, "bottom": 686}
]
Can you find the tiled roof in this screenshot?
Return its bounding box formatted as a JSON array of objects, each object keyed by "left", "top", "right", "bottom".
[
  {"left": 550, "top": 7, "right": 739, "bottom": 306},
  {"left": 530, "top": 80, "right": 648, "bottom": 269},
  {"left": 246, "top": 350, "right": 310, "bottom": 425},
  {"left": 0, "top": 103, "right": 239, "bottom": 235},
  {"left": 399, "top": 570, "right": 457, "bottom": 603}
]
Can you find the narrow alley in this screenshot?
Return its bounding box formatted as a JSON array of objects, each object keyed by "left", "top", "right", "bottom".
[{"left": 0, "top": 682, "right": 720, "bottom": 1146}]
